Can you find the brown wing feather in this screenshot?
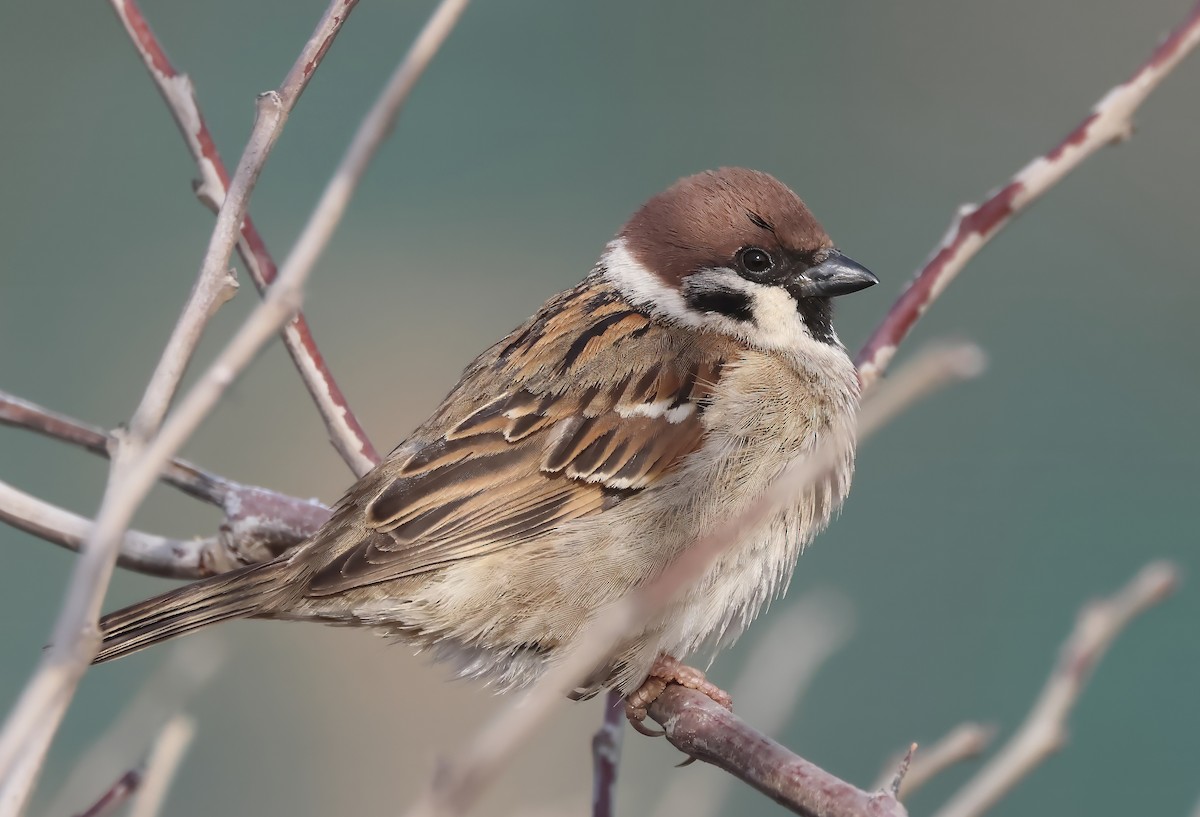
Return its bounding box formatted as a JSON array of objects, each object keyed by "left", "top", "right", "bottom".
[{"left": 305, "top": 279, "right": 731, "bottom": 597}]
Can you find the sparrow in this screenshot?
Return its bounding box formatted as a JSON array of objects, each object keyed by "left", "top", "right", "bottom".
[{"left": 94, "top": 168, "right": 877, "bottom": 723}]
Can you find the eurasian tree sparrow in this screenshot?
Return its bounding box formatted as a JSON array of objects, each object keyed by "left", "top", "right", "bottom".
[{"left": 95, "top": 168, "right": 877, "bottom": 721}]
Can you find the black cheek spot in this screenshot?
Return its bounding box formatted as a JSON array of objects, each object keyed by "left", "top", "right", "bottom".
[{"left": 685, "top": 288, "right": 755, "bottom": 323}]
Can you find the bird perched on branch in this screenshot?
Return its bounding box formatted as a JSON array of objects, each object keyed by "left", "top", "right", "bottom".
[{"left": 95, "top": 168, "right": 877, "bottom": 726}]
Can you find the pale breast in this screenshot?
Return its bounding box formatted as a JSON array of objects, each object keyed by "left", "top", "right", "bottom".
[{"left": 560, "top": 346, "right": 860, "bottom": 691}]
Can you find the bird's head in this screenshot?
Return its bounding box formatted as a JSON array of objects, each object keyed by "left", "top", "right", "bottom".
[{"left": 603, "top": 167, "right": 878, "bottom": 352}]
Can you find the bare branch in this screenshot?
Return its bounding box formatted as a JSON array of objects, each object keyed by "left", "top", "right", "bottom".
[
  {"left": 68, "top": 716, "right": 195, "bottom": 817},
  {"left": 47, "top": 642, "right": 222, "bottom": 817},
  {"left": 127, "top": 715, "right": 195, "bottom": 817},
  {"left": 872, "top": 723, "right": 995, "bottom": 800},
  {"left": 0, "top": 476, "right": 329, "bottom": 581},
  {"left": 649, "top": 686, "right": 906, "bottom": 817},
  {"left": 887, "top": 745, "right": 918, "bottom": 798},
  {"left": 127, "top": 263, "right": 239, "bottom": 444},
  {"left": 651, "top": 592, "right": 854, "bottom": 817},
  {"left": 0, "top": 3, "right": 359, "bottom": 810},
  {"left": 0, "top": 480, "right": 214, "bottom": 579},
  {"left": 276, "top": 0, "right": 471, "bottom": 358},
  {"left": 72, "top": 770, "right": 141, "bottom": 817},
  {"left": 408, "top": 342, "right": 984, "bottom": 817},
  {"left": 855, "top": 1, "right": 1200, "bottom": 388},
  {"left": 590, "top": 692, "right": 624, "bottom": 817},
  {"left": 932, "top": 561, "right": 1179, "bottom": 817},
  {"left": 0, "top": 392, "right": 332, "bottom": 576},
  {"left": 1, "top": 389, "right": 228, "bottom": 506},
  {"left": 108, "top": 0, "right": 381, "bottom": 475},
  {"left": 1, "top": 2, "right": 1184, "bottom": 813}
]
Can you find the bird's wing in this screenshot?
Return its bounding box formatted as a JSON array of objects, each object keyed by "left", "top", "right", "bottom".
[{"left": 305, "top": 282, "right": 732, "bottom": 596}]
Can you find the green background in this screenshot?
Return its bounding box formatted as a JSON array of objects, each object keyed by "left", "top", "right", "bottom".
[{"left": 2, "top": 1, "right": 1197, "bottom": 815}]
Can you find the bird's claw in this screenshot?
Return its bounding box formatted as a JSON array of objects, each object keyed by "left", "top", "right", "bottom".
[{"left": 623, "top": 654, "right": 732, "bottom": 739}]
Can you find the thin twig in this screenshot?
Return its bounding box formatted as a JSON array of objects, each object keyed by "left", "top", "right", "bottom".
[
  {"left": 126, "top": 263, "right": 238, "bottom": 445},
  {"left": 0, "top": 4, "right": 359, "bottom": 812},
  {"left": 127, "top": 715, "right": 196, "bottom": 817},
  {"left": 590, "top": 692, "right": 624, "bottom": 817},
  {"left": 409, "top": 342, "right": 985, "bottom": 817},
  {"left": 649, "top": 686, "right": 907, "bottom": 817},
  {"left": 931, "top": 561, "right": 1178, "bottom": 817},
  {"left": 888, "top": 745, "right": 918, "bottom": 798},
  {"left": 855, "top": 0, "right": 1200, "bottom": 388},
  {"left": 650, "top": 592, "right": 854, "bottom": 817},
  {"left": 68, "top": 716, "right": 196, "bottom": 817},
  {"left": 275, "top": 0, "right": 471, "bottom": 352},
  {"left": 108, "top": 0, "right": 380, "bottom": 475},
  {"left": 872, "top": 723, "right": 995, "bottom": 801},
  {"left": 72, "top": 769, "right": 141, "bottom": 817},
  {"left": 1, "top": 389, "right": 229, "bottom": 506},
  {"left": 47, "top": 641, "right": 222, "bottom": 817},
  {"left": 0, "top": 480, "right": 214, "bottom": 579},
  {"left": 0, "top": 466, "right": 328, "bottom": 579},
  {"left": 0, "top": 391, "right": 332, "bottom": 575}
]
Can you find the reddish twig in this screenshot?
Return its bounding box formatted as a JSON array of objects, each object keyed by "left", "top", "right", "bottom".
[
  {"left": 274, "top": 0, "right": 472, "bottom": 381},
  {"left": 932, "top": 562, "right": 1178, "bottom": 817},
  {"left": 590, "top": 692, "right": 625, "bottom": 817},
  {"left": 73, "top": 769, "right": 142, "bottom": 817},
  {"left": 109, "top": 0, "right": 380, "bottom": 476},
  {"left": 0, "top": 3, "right": 361, "bottom": 810},
  {"left": 127, "top": 715, "right": 195, "bottom": 817},
  {"left": 2, "top": 0, "right": 467, "bottom": 802},
  {"left": 47, "top": 641, "right": 221, "bottom": 817},
  {"left": 855, "top": 0, "right": 1200, "bottom": 388},
  {"left": 67, "top": 715, "right": 195, "bottom": 817},
  {"left": 649, "top": 686, "right": 907, "bottom": 817}
]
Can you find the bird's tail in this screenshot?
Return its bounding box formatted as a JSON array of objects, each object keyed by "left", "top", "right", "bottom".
[{"left": 95, "top": 560, "right": 289, "bottom": 664}]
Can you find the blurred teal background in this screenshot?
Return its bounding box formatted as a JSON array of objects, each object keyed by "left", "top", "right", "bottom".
[{"left": 2, "top": 1, "right": 1198, "bottom": 815}]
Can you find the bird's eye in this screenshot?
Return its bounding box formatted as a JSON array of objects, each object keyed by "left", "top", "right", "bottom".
[{"left": 738, "top": 247, "right": 774, "bottom": 275}]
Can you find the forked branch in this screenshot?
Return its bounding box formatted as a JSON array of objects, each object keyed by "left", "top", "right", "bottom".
[
  {"left": 0, "top": 391, "right": 330, "bottom": 577},
  {"left": 109, "top": 0, "right": 380, "bottom": 475},
  {"left": 0, "top": 3, "right": 361, "bottom": 812}
]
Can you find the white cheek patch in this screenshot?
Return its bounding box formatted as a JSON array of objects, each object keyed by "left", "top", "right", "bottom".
[
  {"left": 749, "top": 285, "right": 827, "bottom": 350},
  {"left": 600, "top": 238, "right": 705, "bottom": 328},
  {"left": 686, "top": 269, "right": 826, "bottom": 353},
  {"left": 601, "top": 240, "right": 840, "bottom": 355}
]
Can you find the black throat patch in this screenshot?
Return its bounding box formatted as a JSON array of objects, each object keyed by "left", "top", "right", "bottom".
[{"left": 797, "top": 297, "right": 836, "bottom": 345}]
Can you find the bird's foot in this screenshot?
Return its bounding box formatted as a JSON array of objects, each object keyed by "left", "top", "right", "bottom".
[{"left": 624, "top": 654, "right": 733, "bottom": 737}]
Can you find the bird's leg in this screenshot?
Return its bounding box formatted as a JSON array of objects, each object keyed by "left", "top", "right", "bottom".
[{"left": 624, "top": 654, "right": 733, "bottom": 736}]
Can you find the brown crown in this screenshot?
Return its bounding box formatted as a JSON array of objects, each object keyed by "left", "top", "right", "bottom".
[{"left": 620, "top": 168, "right": 833, "bottom": 286}]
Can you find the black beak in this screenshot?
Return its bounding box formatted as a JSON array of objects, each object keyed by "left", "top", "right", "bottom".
[{"left": 790, "top": 251, "right": 879, "bottom": 298}]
